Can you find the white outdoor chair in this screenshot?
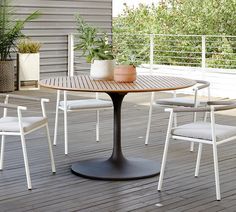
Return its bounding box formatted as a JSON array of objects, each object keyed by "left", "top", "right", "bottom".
[
  {"left": 157, "top": 100, "right": 236, "bottom": 200},
  {"left": 53, "top": 90, "right": 112, "bottom": 155},
  {"left": 145, "top": 80, "right": 210, "bottom": 152},
  {"left": 0, "top": 94, "right": 56, "bottom": 190}
]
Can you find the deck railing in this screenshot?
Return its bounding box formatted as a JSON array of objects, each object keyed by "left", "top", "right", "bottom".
[{"left": 68, "top": 33, "right": 236, "bottom": 75}]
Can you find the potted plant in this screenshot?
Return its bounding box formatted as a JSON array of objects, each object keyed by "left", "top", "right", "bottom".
[
  {"left": 0, "top": 0, "right": 40, "bottom": 92},
  {"left": 17, "top": 39, "right": 41, "bottom": 90},
  {"left": 114, "top": 52, "right": 139, "bottom": 83},
  {"left": 75, "top": 14, "right": 115, "bottom": 80}
]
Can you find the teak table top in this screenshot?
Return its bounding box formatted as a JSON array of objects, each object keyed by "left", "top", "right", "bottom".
[{"left": 39, "top": 75, "right": 196, "bottom": 93}]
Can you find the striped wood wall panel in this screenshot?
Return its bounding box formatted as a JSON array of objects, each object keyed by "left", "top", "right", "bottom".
[{"left": 12, "top": 0, "right": 112, "bottom": 78}]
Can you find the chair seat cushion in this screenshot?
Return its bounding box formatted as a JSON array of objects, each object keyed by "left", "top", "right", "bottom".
[
  {"left": 0, "top": 116, "right": 47, "bottom": 132},
  {"left": 172, "top": 121, "right": 236, "bottom": 141},
  {"left": 59, "top": 99, "right": 113, "bottom": 110},
  {"left": 156, "top": 97, "right": 207, "bottom": 107}
]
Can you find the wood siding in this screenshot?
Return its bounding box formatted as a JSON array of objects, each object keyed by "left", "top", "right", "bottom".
[{"left": 12, "top": 0, "right": 112, "bottom": 78}]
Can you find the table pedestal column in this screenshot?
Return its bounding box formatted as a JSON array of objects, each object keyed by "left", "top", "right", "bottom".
[{"left": 71, "top": 92, "right": 160, "bottom": 180}]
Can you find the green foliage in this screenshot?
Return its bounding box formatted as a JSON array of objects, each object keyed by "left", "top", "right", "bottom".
[
  {"left": 0, "top": 0, "right": 40, "bottom": 61},
  {"left": 74, "top": 14, "right": 114, "bottom": 63},
  {"left": 207, "top": 37, "right": 236, "bottom": 68},
  {"left": 114, "top": 40, "right": 144, "bottom": 66},
  {"left": 113, "top": 0, "right": 236, "bottom": 68},
  {"left": 17, "top": 39, "right": 41, "bottom": 53}
]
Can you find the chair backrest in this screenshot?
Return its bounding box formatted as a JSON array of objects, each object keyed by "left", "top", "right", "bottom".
[
  {"left": 66, "top": 64, "right": 99, "bottom": 100},
  {"left": 195, "top": 80, "right": 210, "bottom": 90},
  {"left": 172, "top": 80, "right": 210, "bottom": 102}
]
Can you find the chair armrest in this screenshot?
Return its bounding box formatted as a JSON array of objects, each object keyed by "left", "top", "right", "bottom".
[
  {"left": 0, "top": 103, "right": 27, "bottom": 110},
  {"left": 165, "top": 106, "right": 211, "bottom": 113},
  {"left": 165, "top": 101, "right": 236, "bottom": 113},
  {"left": 207, "top": 100, "right": 236, "bottom": 106},
  {"left": 193, "top": 80, "right": 210, "bottom": 91},
  {"left": 0, "top": 94, "right": 49, "bottom": 102},
  {"left": 208, "top": 101, "right": 236, "bottom": 111},
  {"left": 41, "top": 98, "right": 50, "bottom": 103}
]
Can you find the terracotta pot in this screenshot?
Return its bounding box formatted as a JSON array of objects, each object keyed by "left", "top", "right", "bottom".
[
  {"left": 114, "top": 65, "right": 136, "bottom": 83},
  {"left": 0, "top": 60, "right": 14, "bottom": 92}
]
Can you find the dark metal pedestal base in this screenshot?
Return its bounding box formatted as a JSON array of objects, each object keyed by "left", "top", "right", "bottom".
[{"left": 71, "top": 158, "right": 160, "bottom": 180}]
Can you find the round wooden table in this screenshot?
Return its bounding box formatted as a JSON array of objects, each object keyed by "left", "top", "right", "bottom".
[{"left": 40, "top": 75, "right": 196, "bottom": 180}]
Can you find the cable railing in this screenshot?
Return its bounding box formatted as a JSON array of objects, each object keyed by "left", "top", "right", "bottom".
[{"left": 68, "top": 33, "right": 236, "bottom": 75}]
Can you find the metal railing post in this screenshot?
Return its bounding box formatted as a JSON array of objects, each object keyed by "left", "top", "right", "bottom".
[
  {"left": 68, "top": 33, "right": 74, "bottom": 77},
  {"left": 145, "top": 34, "right": 155, "bottom": 145},
  {"left": 150, "top": 34, "right": 154, "bottom": 74},
  {"left": 201, "top": 35, "right": 206, "bottom": 69}
]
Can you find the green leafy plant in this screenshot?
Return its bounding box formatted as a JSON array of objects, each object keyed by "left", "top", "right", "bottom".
[
  {"left": 0, "top": 0, "right": 40, "bottom": 61},
  {"left": 116, "top": 49, "right": 141, "bottom": 67},
  {"left": 74, "top": 14, "right": 114, "bottom": 63},
  {"left": 207, "top": 37, "right": 236, "bottom": 68},
  {"left": 113, "top": 1, "right": 236, "bottom": 68},
  {"left": 17, "top": 39, "right": 41, "bottom": 53}
]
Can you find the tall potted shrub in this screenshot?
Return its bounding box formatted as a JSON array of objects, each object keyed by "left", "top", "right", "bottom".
[
  {"left": 75, "top": 14, "right": 115, "bottom": 80},
  {"left": 0, "top": 0, "right": 40, "bottom": 92}
]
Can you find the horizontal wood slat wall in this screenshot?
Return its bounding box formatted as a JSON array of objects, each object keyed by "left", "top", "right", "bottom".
[{"left": 12, "top": 0, "right": 112, "bottom": 78}]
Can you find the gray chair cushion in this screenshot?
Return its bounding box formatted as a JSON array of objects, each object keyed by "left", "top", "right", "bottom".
[
  {"left": 0, "top": 116, "right": 47, "bottom": 132},
  {"left": 156, "top": 97, "right": 207, "bottom": 107},
  {"left": 59, "top": 99, "right": 113, "bottom": 110},
  {"left": 172, "top": 121, "right": 236, "bottom": 141}
]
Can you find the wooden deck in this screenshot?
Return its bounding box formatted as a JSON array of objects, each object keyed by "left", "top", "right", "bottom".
[{"left": 0, "top": 89, "right": 236, "bottom": 212}]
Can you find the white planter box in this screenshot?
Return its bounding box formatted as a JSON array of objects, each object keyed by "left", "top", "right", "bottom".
[
  {"left": 18, "top": 53, "right": 40, "bottom": 90},
  {"left": 138, "top": 64, "right": 236, "bottom": 99}
]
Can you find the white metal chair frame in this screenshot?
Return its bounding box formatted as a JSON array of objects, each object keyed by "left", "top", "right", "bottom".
[
  {"left": 53, "top": 90, "right": 112, "bottom": 155},
  {"left": 157, "top": 101, "right": 236, "bottom": 200},
  {"left": 0, "top": 94, "right": 56, "bottom": 190},
  {"left": 145, "top": 80, "right": 211, "bottom": 151}
]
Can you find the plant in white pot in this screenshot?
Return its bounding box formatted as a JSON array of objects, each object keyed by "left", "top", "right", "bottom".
[
  {"left": 17, "top": 39, "right": 41, "bottom": 90},
  {"left": 0, "top": 0, "right": 40, "bottom": 92},
  {"left": 75, "top": 14, "right": 115, "bottom": 80}
]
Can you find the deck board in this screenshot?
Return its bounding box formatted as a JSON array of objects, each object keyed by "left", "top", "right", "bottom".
[{"left": 0, "top": 89, "right": 236, "bottom": 211}]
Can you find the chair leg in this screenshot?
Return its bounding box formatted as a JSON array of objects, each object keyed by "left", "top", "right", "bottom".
[
  {"left": 145, "top": 92, "right": 155, "bottom": 145},
  {"left": 173, "top": 113, "right": 177, "bottom": 127},
  {"left": 212, "top": 144, "right": 221, "bottom": 200},
  {"left": 145, "top": 108, "right": 152, "bottom": 145},
  {"left": 46, "top": 124, "right": 56, "bottom": 173},
  {"left": 158, "top": 111, "right": 173, "bottom": 191},
  {"left": 157, "top": 136, "right": 171, "bottom": 191},
  {"left": 0, "top": 135, "right": 5, "bottom": 170},
  {"left": 204, "top": 112, "right": 208, "bottom": 122},
  {"left": 195, "top": 143, "right": 203, "bottom": 177},
  {"left": 64, "top": 107, "right": 68, "bottom": 155},
  {"left": 63, "top": 91, "right": 68, "bottom": 155},
  {"left": 20, "top": 133, "right": 32, "bottom": 190},
  {"left": 190, "top": 112, "right": 197, "bottom": 152},
  {"left": 53, "top": 90, "right": 60, "bottom": 146},
  {"left": 96, "top": 110, "right": 100, "bottom": 142},
  {"left": 190, "top": 142, "right": 194, "bottom": 152}
]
